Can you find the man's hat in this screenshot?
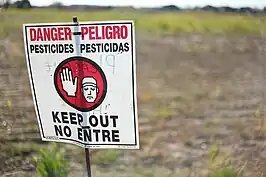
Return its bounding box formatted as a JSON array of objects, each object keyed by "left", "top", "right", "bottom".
[{"left": 82, "top": 77, "right": 97, "bottom": 87}]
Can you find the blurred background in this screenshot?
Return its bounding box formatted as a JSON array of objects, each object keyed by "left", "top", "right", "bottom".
[{"left": 1, "top": 0, "right": 266, "bottom": 177}]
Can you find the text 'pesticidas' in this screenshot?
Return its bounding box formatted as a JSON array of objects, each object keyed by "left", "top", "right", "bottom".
[{"left": 51, "top": 111, "right": 120, "bottom": 143}]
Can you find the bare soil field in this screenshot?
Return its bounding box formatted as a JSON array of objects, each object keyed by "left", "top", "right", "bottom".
[{"left": 1, "top": 14, "right": 266, "bottom": 177}]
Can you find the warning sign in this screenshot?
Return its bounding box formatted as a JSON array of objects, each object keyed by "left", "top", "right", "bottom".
[
  {"left": 54, "top": 56, "right": 107, "bottom": 112},
  {"left": 23, "top": 21, "right": 139, "bottom": 149}
]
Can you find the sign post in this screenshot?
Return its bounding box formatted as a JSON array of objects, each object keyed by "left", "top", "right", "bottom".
[
  {"left": 72, "top": 16, "right": 92, "bottom": 177},
  {"left": 23, "top": 17, "right": 139, "bottom": 176}
]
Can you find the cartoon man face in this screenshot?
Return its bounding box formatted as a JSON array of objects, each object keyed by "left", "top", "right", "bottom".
[{"left": 81, "top": 77, "right": 99, "bottom": 103}]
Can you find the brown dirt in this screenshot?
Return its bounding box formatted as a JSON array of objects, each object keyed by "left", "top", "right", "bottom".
[{"left": 0, "top": 27, "right": 266, "bottom": 176}]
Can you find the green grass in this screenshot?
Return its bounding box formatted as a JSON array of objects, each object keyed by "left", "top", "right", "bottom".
[
  {"left": 208, "top": 167, "right": 239, "bottom": 177},
  {"left": 32, "top": 143, "right": 69, "bottom": 177},
  {"left": 0, "top": 9, "right": 266, "bottom": 36}
]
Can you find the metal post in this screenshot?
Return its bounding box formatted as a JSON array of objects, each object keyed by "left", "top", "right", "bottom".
[
  {"left": 72, "top": 16, "right": 92, "bottom": 177},
  {"left": 85, "top": 148, "right": 92, "bottom": 177}
]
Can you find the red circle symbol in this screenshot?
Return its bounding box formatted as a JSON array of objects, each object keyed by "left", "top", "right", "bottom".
[{"left": 54, "top": 56, "right": 107, "bottom": 112}]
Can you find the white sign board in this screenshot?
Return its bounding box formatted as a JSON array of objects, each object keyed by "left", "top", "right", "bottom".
[{"left": 22, "top": 20, "right": 139, "bottom": 149}]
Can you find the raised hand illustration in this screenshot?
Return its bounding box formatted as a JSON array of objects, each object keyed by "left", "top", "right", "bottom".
[{"left": 60, "top": 67, "right": 78, "bottom": 97}]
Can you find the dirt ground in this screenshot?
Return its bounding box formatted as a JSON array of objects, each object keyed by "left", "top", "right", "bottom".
[{"left": 1, "top": 29, "right": 266, "bottom": 177}]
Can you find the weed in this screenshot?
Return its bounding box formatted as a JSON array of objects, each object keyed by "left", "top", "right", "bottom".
[
  {"left": 32, "top": 143, "right": 69, "bottom": 177},
  {"left": 208, "top": 167, "right": 239, "bottom": 177},
  {"left": 93, "top": 149, "right": 119, "bottom": 165},
  {"left": 207, "top": 143, "right": 244, "bottom": 177},
  {"left": 152, "top": 107, "right": 171, "bottom": 118}
]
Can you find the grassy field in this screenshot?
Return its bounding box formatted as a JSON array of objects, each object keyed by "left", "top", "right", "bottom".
[
  {"left": 1, "top": 9, "right": 266, "bottom": 36},
  {"left": 1, "top": 9, "right": 266, "bottom": 177}
]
